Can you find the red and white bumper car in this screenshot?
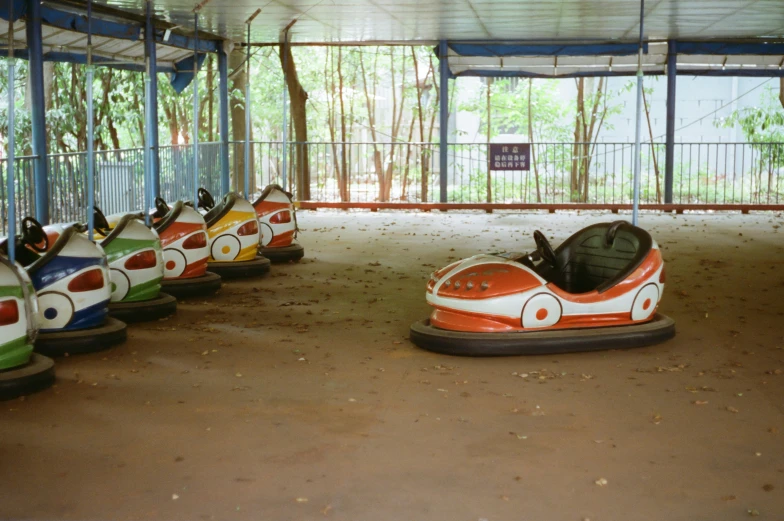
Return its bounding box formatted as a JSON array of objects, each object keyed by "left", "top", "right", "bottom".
[
  {"left": 410, "top": 221, "right": 675, "bottom": 356},
  {"left": 252, "top": 184, "right": 304, "bottom": 263}
]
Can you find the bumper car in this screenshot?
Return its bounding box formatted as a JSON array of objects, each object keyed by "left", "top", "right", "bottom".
[
  {"left": 0, "top": 254, "right": 55, "bottom": 400},
  {"left": 2, "top": 218, "right": 127, "bottom": 357},
  {"left": 150, "top": 198, "right": 222, "bottom": 298},
  {"left": 196, "top": 189, "right": 271, "bottom": 278},
  {"left": 92, "top": 207, "right": 176, "bottom": 323},
  {"left": 251, "top": 185, "right": 304, "bottom": 263},
  {"left": 410, "top": 221, "right": 675, "bottom": 356}
]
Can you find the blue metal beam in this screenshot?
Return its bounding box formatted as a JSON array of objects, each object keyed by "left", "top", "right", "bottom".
[
  {"left": 675, "top": 41, "right": 784, "bottom": 55},
  {"left": 439, "top": 40, "right": 448, "bottom": 203},
  {"left": 218, "top": 41, "right": 230, "bottom": 194},
  {"left": 450, "top": 67, "right": 784, "bottom": 79},
  {"left": 26, "top": 0, "right": 48, "bottom": 224},
  {"left": 664, "top": 40, "right": 676, "bottom": 204},
  {"left": 145, "top": 1, "right": 160, "bottom": 199}
]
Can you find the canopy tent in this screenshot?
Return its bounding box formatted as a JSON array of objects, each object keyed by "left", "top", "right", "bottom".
[{"left": 0, "top": 0, "right": 219, "bottom": 92}]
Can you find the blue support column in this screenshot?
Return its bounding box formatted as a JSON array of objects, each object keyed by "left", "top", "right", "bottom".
[
  {"left": 26, "top": 0, "right": 48, "bottom": 224},
  {"left": 145, "top": 1, "right": 160, "bottom": 199},
  {"left": 438, "top": 40, "right": 449, "bottom": 203},
  {"left": 664, "top": 40, "right": 676, "bottom": 204},
  {"left": 218, "top": 41, "right": 230, "bottom": 194}
]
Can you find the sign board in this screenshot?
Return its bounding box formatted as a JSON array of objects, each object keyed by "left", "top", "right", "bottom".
[{"left": 488, "top": 143, "right": 530, "bottom": 171}]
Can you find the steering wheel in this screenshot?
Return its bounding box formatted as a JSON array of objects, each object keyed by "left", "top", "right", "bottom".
[
  {"left": 533, "top": 230, "right": 557, "bottom": 268},
  {"left": 154, "top": 196, "right": 171, "bottom": 218},
  {"left": 21, "top": 217, "right": 49, "bottom": 253},
  {"left": 197, "top": 188, "right": 215, "bottom": 210}
]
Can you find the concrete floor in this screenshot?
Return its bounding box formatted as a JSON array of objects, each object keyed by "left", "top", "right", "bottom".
[{"left": 1, "top": 210, "right": 783, "bottom": 521}]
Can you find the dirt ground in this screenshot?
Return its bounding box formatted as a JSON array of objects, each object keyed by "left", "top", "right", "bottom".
[{"left": 1, "top": 210, "right": 783, "bottom": 521}]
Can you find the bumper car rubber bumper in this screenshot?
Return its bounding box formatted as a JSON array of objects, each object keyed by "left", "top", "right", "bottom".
[
  {"left": 161, "top": 271, "right": 222, "bottom": 299},
  {"left": 207, "top": 256, "right": 271, "bottom": 279},
  {"left": 0, "top": 354, "right": 56, "bottom": 401},
  {"left": 409, "top": 313, "right": 675, "bottom": 356},
  {"left": 109, "top": 292, "right": 177, "bottom": 323},
  {"left": 35, "top": 317, "right": 128, "bottom": 357},
  {"left": 259, "top": 243, "right": 304, "bottom": 263}
]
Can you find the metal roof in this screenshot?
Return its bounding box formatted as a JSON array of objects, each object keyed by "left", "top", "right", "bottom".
[
  {"left": 94, "top": 0, "right": 784, "bottom": 45},
  {"left": 0, "top": 16, "right": 194, "bottom": 70}
]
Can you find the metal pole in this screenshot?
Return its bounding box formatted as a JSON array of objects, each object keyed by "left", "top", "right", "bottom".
[
  {"left": 218, "top": 41, "right": 230, "bottom": 194},
  {"left": 145, "top": 0, "right": 160, "bottom": 201},
  {"left": 281, "top": 34, "right": 288, "bottom": 192},
  {"left": 632, "top": 0, "right": 645, "bottom": 226},
  {"left": 664, "top": 40, "right": 677, "bottom": 204},
  {"left": 192, "top": 12, "right": 200, "bottom": 204},
  {"left": 6, "top": 11, "right": 16, "bottom": 262},
  {"left": 86, "top": 0, "right": 95, "bottom": 240},
  {"left": 244, "top": 23, "right": 251, "bottom": 198},
  {"left": 26, "top": 0, "right": 48, "bottom": 224},
  {"left": 439, "top": 39, "right": 449, "bottom": 203}
]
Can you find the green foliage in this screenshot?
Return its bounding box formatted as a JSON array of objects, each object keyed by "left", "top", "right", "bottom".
[{"left": 716, "top": 86, "right": 784, "bottom": 144}]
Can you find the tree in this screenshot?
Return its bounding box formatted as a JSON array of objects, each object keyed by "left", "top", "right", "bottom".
[
  {"left": 716, "top": 85, "right": 784, "bottom": 202},
  {"left": 280, "top": 38, "right": 310, "bottom": 200}
]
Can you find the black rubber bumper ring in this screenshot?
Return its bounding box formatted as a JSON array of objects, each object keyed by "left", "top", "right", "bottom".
[
  {"left": 260, "top": 243, "right": 305, "bottom": 263},
  {"left": 35, "top": 317, "right": 128, "bottom": 357},
  {"left": 0, "top": 354, "right": 56, "bottom": 401},
  {"left": 161, "top": 271, "right": 222, "bottom": 299},
  {"left": 207, "top": 256, "right": 271, "bottom": 279},
  {"left": 409, "top": 313, "right": 676, "bottom": 356},
  {"left": 109, "top": 292, "right": 177, "bottom": 323}
]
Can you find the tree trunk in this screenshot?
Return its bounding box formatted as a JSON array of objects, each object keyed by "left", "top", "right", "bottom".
[
  {"left": 337, "top": 47, "right": 349, "bottom": 202},
  {"left": 780, "top": 78, "right": 784, "bottom": 109},
  {"left": 528, "top": 79, "right": 541, "bottom": 203},
  {"left": 229, "top": 49, "right": 247, "bottom": 192},
  {"left": 325, "top": 48, "right": 343, "bottom": 201},
  {"left": 570, "top": 78, "right": 584, "bottom": 202},
  {"left": 486, "top": 78, "right": 493, "bottom": 203},
  {"left": 207, "top": 55, "right": 214, "bottom": 142},
  {"left": 642, "top": 88, "right": 662, "bottom": 203},
  {"left": 359, "top": 49, "right": 383, "bottom": 201},
  {"left": 279, "top": 38, "right": 310, "bottom": 200}
]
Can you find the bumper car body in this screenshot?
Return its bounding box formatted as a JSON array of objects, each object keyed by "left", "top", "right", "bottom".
[
  {"left": 411, "top": 221, "right": 675, "bottom": 356},
  {"left": 5, "top": 219, "right": 126, "bottom": 356},
  {"left": 93, "top": 209, "right": 176, "bottom": 322},
  {"left": 0, "top": 255, "right": 55, "bottom": 399},
  {"left": 252, "top": 184, "right": 304, "bottom": 262},
  {"left": 197, "top": 190, "right": 270, "bottom": 278},
  {"left": 152, "top": 199, "right": 221, "bottom": 297}
]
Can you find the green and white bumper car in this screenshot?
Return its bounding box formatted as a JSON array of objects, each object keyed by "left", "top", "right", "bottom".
[
  {"left": 0, "top": 254, "right": 55, "bottom": 400},
  {"left": 93, "top": 207, "right": 177, "bottom": 323}
]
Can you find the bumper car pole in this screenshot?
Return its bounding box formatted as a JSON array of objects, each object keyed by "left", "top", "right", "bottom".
[
  {"left": 86, "top": 0, "right": 95, "bottom": 241},
  {"left": 144, "top": 1, "right": 155, "bottom": 228},
  {"left": 244, "top": 20, "right": 251, "bottom": 199},
  {"left": 192, "top": 11, "right": 200, "bottom": 206},
  {"left": 6, "top": 16, "right": 16, "bottom": 262},
  {"left": 281, "top": 31, "right": 288, "bottom": 192},
  {"left": 632, "top": 0, "right": 645, "bottom": 226}
]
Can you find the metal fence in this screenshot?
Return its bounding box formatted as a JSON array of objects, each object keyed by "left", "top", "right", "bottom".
[
  {"left": 2, "top": 140, "right": 783, "bottom": 235},
  {"left": 232, "top": 141, "right": 784, "bottom": 205}
]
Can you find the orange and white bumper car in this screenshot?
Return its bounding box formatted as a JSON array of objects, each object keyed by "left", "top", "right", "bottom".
[
  {"left": 252, "top": 184, "right": 304, "bottom": 263},
  {"left": 410, "top": 221, "right": 675, "bottom": 356},
  {"left": 151, "top": 198, "right": 222, "bottom": 298}
]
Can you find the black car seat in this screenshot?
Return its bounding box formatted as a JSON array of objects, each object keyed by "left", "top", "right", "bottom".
[
  {"left": 203, "top": 192, "right": 238, "bottom": 228},
  {"left": 541, "top": 221, "right": 653, "bottom": 294}
]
